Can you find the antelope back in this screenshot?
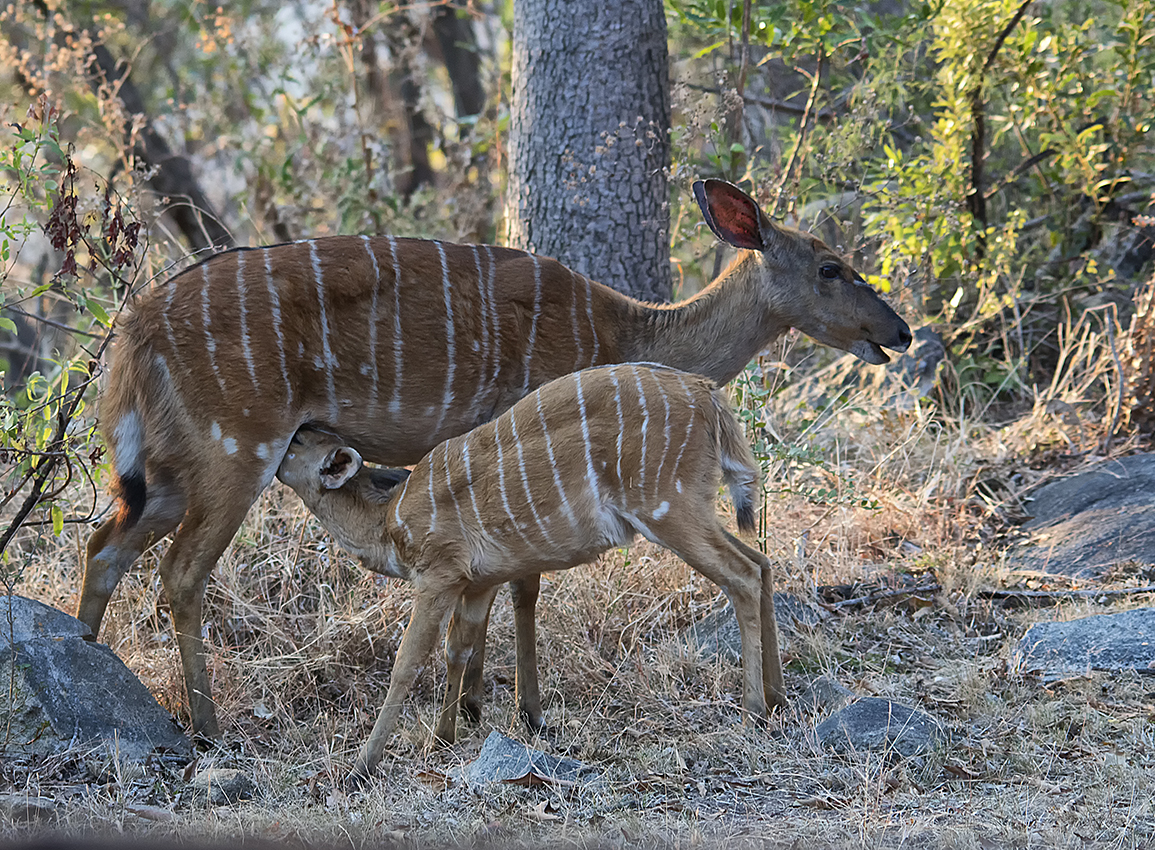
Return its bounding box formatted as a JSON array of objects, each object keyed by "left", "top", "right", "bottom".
[
  {"left": 370, "top": 365, "right": 758, "bottom": 574},
  {"left": 109, "top": 237, "right": 634, "bottom": 476}
]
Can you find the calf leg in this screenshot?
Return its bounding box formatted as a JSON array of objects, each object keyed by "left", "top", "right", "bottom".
[
  {"left": 353, "top": 585, "right": 458, "bottom": 780},
  {"left": 726, "top": 533, "right": 786, "bottom": 708},
  {"left": 437, "top": 586, "right": 498, "bottom": 744},
  {"left": 658, "top": 524, "right": 768, "bottom": 719},
  {"left": 510, "top": 574, "right": 545, "bottom": 732}
]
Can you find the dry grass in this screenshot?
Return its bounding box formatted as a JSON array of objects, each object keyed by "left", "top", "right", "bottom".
[{"left": 3, "top": 344, "right": 1154, "bottom": 849}]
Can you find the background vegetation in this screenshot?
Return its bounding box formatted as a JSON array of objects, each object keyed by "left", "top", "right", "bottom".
[{"left": 1, "top": 0, "right": 1153, "bottom": 846}]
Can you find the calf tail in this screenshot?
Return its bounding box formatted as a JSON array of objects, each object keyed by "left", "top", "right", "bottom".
[{"left": 710, "top": 388, "right": 760, "bottom": 533}]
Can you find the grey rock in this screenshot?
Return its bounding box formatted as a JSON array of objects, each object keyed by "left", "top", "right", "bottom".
[
  {"left": 686, "top": 594, "right": 818, "bottom": 664},
  {"left": 796, "top": 675, "right": 855, "bottom": 714},
  {"left": 815, "top": 697, "right": 943, "bottom": 758},
  {"left": 0, "top": 595, "right": 190, "bottom": 761},
  {"left": 1012, "top": 454, "right": 1155, "bottom": 575},
  {"left": 187, "top": 767, "right": 258, "bottom": 806},
  {"left": 459, "top": 730, "right": 595, "bottom": 786},
  {"left": 0, "top": 792, "right": 57, "bottom": 824},
  {"left": 1014, "top": 607, "right": 1155, "bottom": 680}
]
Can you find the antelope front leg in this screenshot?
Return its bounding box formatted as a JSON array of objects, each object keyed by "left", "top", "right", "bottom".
[{"left": 352, "top": 587, "right": 457, "bottom": 781}]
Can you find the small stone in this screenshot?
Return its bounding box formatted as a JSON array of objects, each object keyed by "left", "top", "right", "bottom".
[
  {"left": 815, "top": 697, "right": 943, "bottom": 758},
  {"left": 187, "top": 768, "right": 257, "bottom": 806}
]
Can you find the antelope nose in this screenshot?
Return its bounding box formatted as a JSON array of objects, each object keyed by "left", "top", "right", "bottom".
[{"left": 895, "top": 323, "right": 913, "bottom": 352}]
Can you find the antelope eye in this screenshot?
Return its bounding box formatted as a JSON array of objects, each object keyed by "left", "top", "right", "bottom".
[{"left": 819, "top": 263, "right": 842, "bottom": 280}]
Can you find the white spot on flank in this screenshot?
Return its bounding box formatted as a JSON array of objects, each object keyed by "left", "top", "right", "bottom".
[
  {"left": 256, "top": 443, "right": 270, "bottom": 460},
  {"left": 652, "top": 501, "right": 670, "bottom": 520},
  {"left": 211, "top": 421, "right": 222, "bottom": 441},
  {"left": 222, "top": 437, "right": 238, "bottom": 455},
  {"left": 676, "top": 480, "right": 683, "bottom": 493}
]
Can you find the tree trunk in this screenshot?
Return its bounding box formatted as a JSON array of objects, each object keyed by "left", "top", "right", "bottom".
[{"left": 506, "top": 0, "right": 671, "bottom": 302}]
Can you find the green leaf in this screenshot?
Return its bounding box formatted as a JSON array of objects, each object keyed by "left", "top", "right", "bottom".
[
  {"left": 51, "top": 503, "right": 63, "bottom": 536},
  {"left": 0, "top": 317, "right": 16, "bottom": 334},
  {"left": 88, "top": 302, "right": 111, "bottom": 328}
]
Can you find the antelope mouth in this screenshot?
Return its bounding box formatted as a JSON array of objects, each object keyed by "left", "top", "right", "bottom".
[{"left": 850, "top": 339, "right": 891, "bottom": 365}]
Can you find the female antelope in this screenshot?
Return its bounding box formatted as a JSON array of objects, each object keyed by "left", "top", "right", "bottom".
[
  {"left": 276, "top": 364, "right": 782, "bottom": 780},
  {"left": 82, "top": 179, "right": 909, "bottom": 739}
]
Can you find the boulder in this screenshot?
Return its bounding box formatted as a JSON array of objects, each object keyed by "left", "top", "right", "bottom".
[
  {"left": 1011, "top": 454, "right": 1155, "bottom": 576},
  {"left": 1014, "top": 607, "right": 1155, "bottom": 680},
  {"left": 0, "top": 595, "right": 190, "bottom": 761}
]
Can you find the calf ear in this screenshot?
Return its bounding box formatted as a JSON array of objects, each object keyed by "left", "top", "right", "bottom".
[
  {"left": 692, "top": 179, "right": 766, "bottom": 251},
  {"left": 368, "top": 467, "right": 411, "bottom": 497},
  {"left": 320, "top": 447, "right": 363, "bottom": 489}
]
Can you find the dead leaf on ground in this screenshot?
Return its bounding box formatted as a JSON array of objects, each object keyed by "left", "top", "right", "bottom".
[{"left": 527, "top": 799, "right": 562, "bottom": 822}]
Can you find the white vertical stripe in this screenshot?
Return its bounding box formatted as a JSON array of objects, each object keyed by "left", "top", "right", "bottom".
[
  {"left": 583, "top": 273, "right": 600, "bottom": 364},
  {"left": 653, "top": 377, "right": 672, "bottom": 493},
  {"left": 309, "top": 240, "right": 338, "bottom": 419},
  {"left": 669, "top": 372, "right": 695, "bottom": 481},
  {"left": 433, "top": 241, "right": 456, "bottom": 437},
  {"left": 162, "top": 277, "right": 179, "bottom": 366},
  {"left": 460, "top": 432, "right": 489, "bottom": 534},
  {"left": 484, "top": 246, "right": 501, "bottom": 390},
  {"left": 263, "top": 249, "right": 293, "bottom": 406},
  {"left": 630, "top": 365, "right": 650, "bottom": 492},
  {"left": 441, "top": 440, "right": 466, "bottom": 532},
  {"left": 568, "top": 268, "right": 584, "bottom": 370},
  {"left": 236, "top": 251, "right": 258, "bottom": 390},
  {"left": 388, "top": 236, "right": 404, "bottom": 415},
  {"left": 427, "top": 443, "right": 438, "bottom": 534},
  {"left": 509, "top": 404, "right": 557, "bottom": 548},
  {"left": 573, "top": 371, "right": 601, "bottom": 506},
  {"left": 521, "top": 254, "right": 543, "bottom": 394},
  {"left": 466, "top": 244, "right": 490, "bottom": 423},
  {"left": 494, "top": 416, "right": 534, "bottom": 546},
  {"left": 535, "top": 388, "right": 578, "bottom": 529},
  {"left": 392, "top": 474, "right": 413, "bottom": 543},
  {"left": 201, "top": 264, "right": 227, "bottom": 397},
  {"left": 609, "top": 367, "right": 625, "bottom": 485},
  {"left": 362, "top": 235, "right": 381, "bottom": 415}
]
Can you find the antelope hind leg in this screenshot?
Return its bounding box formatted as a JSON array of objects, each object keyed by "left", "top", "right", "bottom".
[
  {"left": 437, "top": 585, "right": 499, "bottom": 744},
  {"left": 726, "top": 533, "right": 786, "bottom": 708}
]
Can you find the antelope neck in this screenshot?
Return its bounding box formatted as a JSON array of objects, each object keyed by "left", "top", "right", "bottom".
[{"left": 627, "top": 253, "right": 785, "bottom": 385}]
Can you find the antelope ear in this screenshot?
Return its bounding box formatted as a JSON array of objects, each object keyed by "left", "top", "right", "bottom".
[
  {"left": 693, "top": 179, "right": 767, "bottom": 252},
  {"left": 320, "top": 447, "right": 363, "bottom": 489}
]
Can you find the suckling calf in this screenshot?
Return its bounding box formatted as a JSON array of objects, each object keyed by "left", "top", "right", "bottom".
[{"left": 276, "top": 363, "right": 782, "bottom": 780}]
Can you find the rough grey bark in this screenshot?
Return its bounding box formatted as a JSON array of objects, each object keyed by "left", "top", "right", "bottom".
[{"left": 506, "top": 0, "right": 671, "bottom": 302}]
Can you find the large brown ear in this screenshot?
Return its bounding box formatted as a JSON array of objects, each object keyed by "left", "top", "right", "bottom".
[
  {"left": 320, "top": 446, "right": 363, "bottom": 489},
  {"left": 693, "top": 179, "right": 766, "bottom": 251}
]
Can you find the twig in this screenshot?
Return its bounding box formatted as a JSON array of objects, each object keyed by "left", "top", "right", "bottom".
[
  {"left": 771, "top": 48, "right": 825, "bottom": 219},
  {"left": 981, "top": 585, "right": 1155, "bottom": 602},
  {"left": 828, "top": 583, "right": 941, "bottom": 610},
  {"left": 685, "top": 84, "right": 837, "bottom": 121}
]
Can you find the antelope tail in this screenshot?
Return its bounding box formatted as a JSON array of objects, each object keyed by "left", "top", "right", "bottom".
[{"left": 710, "top": 388, "right": 760, "bottom": 533}]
